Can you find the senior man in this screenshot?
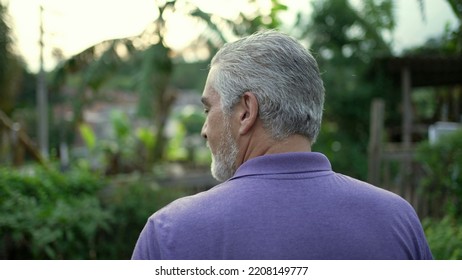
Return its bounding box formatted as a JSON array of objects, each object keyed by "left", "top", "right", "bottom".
[{"left": 132, "top": 30, "right": 432, "bottom": 260}]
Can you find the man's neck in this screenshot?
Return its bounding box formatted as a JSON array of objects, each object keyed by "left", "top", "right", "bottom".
[{"left": 238, "top": 132, "right": 312, "bottom": 165}]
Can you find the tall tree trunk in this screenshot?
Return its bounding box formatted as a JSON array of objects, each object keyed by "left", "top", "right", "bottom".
[{"left": 139, "top": 43, "right": 174, "bottom": 163}]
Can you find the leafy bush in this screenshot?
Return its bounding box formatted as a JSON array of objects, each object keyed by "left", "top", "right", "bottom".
[
  {"left": 98, "top": 174, "right": 191, "bottom": 259},
  {"left": 0, "top": 165, "right": 193, "bottom": 259},
  {"left": 416, "top": 129, "right": 462, "bottom": 260},
  {"left": 0, "top": 165, "right": 111, "bottom": 259},
  {"left": 415, "top": 129, "right": 462, "bottom": 218},
  {"left": 423, "top": 216, "right": 462, "bottom": 260}
]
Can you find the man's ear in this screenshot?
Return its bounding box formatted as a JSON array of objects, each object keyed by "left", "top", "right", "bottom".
[{"left": 237, "top": 91, "right": 259, "bottom": 135}]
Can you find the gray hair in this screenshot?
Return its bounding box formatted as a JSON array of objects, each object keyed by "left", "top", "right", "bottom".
[{"left": 209, "top": 30, "right": 325, "bottom": 143}]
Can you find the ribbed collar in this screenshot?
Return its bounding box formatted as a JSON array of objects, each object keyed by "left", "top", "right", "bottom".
[{"left": 229, "top": 152, "right": 333, "bottom": 180}]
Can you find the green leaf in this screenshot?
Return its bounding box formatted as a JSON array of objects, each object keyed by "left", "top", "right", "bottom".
[{"left": 78, "top": 123, "right": 96, "bottom": 150}]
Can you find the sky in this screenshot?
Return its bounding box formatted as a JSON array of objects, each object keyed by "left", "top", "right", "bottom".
[{"left": 3, "top": 0, "right": 459, "bottom": 72}]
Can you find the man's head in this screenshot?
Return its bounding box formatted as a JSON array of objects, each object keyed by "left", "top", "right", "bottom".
[{"left": 201, "top": 30, "right": 325, "bottom": 181}]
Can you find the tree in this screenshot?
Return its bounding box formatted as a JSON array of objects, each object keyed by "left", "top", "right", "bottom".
[
  {"left": 51, "top": 0, "right": 286, "bottom": 166},
  {"left": 412, "top": 0, "right": 462, "bottom": 55},
  {"left": 298, "top": 0, "right": 396, "bottom": 179},
  {"left": 0, "top": 2, "right": 21, "bottom": 116}
]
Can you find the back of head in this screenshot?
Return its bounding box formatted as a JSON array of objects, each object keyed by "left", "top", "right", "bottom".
[{"left": 210, "top": 30, "right": 325, "bottom": 143}]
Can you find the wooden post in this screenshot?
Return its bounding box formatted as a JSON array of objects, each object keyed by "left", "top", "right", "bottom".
[
  {"left": 368, "top": 99, "right": 385, "bottom": 186},
  {"left": 37, "top": 5, "right": 49, "bottom": 159}
]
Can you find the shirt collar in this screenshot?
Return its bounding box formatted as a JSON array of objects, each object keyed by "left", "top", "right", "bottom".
[{"left": 230, "top": 152, "right": 332, "bottom": 180}]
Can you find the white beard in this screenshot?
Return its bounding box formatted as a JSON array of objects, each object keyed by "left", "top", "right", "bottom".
[{"left": 210, "top": 120, "right": 239, "bottom": 182}]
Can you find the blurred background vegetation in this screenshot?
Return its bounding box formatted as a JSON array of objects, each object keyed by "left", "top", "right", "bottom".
[{"left": 1, "top": 0, "right": 461, "bottom": 259}]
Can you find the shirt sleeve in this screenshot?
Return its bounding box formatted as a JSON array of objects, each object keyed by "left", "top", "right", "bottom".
[{"left": 131, "top": 217, "right": 162, "bottom": 260}]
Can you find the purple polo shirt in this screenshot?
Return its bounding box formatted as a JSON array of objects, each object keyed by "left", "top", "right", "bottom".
[{"left": 132, "top": 152, "right": 433, "bottom": 259}]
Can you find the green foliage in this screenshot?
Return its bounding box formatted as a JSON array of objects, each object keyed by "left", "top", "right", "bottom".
[
  {"left": 405, "top": 23, "right": 461, "bottom": 55},
  {"left": 100, "top": 175, "right": 191, "bottom": 259},
  {"left": 136, "top": 127, "right": 155, "bottom": 150},
  {"left": 411, "top": 88, "right": 438, "bottom": 122},
  {"left": 110, "top": 110, "right": 130, "bottom": 140},
  {"left": 137, "top": 43, "right": 173, "bottom": 119},
  {"left": 313, "top": 122, "right": 368, "bottom": 180},
  {"left": 166, "top": 105, "right": 208, "bottom": 164},
  {"left": 423, "top": 216, "right": 462, "bottom": 260},
  {"left": 165, "top": 120, "right": 188, "bottom": 161},
  {"left": 171, "top": 61, "right": 209, "bottom": 92},
  {"left": 177, "top": 105, "right": 205, "bottom": 136},
  {"left": 415, "top": 129, "right": 462, "bottom": 218},
  {"left": 76, "top": 109, "right": 156, "bottom": 172},
  {"left": 0, "top": 165, "right": 111, "bottom": 259},
  {"left": 235, "top": 0, "right": 288, "bottom": 34},
  {"left": 0, "top": 165, "right": 192, "bottom": 259},
  {"left": 307, "top": 0, "right": 393, "bottom": 61},
  {"left": 303, "top": 0, "right": 395, "bottom": 179},
  {"left": 0, "top": 2, "right": 22, "bottom": 115},
  {"left": 405, "top": 0, "right": 461, "bottom": 55},
  {"left": 78, "top": 123, "right": 97, "bottom": 151}
]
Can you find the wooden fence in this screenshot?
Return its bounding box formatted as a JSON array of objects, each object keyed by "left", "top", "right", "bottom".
[{"left": 367, "top": 99, "right": 443, "bottom": 219}]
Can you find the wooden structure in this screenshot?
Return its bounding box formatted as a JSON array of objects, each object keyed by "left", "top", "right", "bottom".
[
  {"left": 376, "top": 56, "right": 462, "bottom": 144},
  {"left": 0, "top": 110, "right": 46, "bottom": 166},
  {"left": 369, "top": 55, "right": 462, "bottom": 217}
]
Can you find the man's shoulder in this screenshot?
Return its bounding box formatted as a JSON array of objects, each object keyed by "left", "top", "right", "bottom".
[
  {"left": 332, "top": 173, "right": 415, "bottom": 210},
  {"left": 149, "top": 182, "right": 232, "bottom": 224}
]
